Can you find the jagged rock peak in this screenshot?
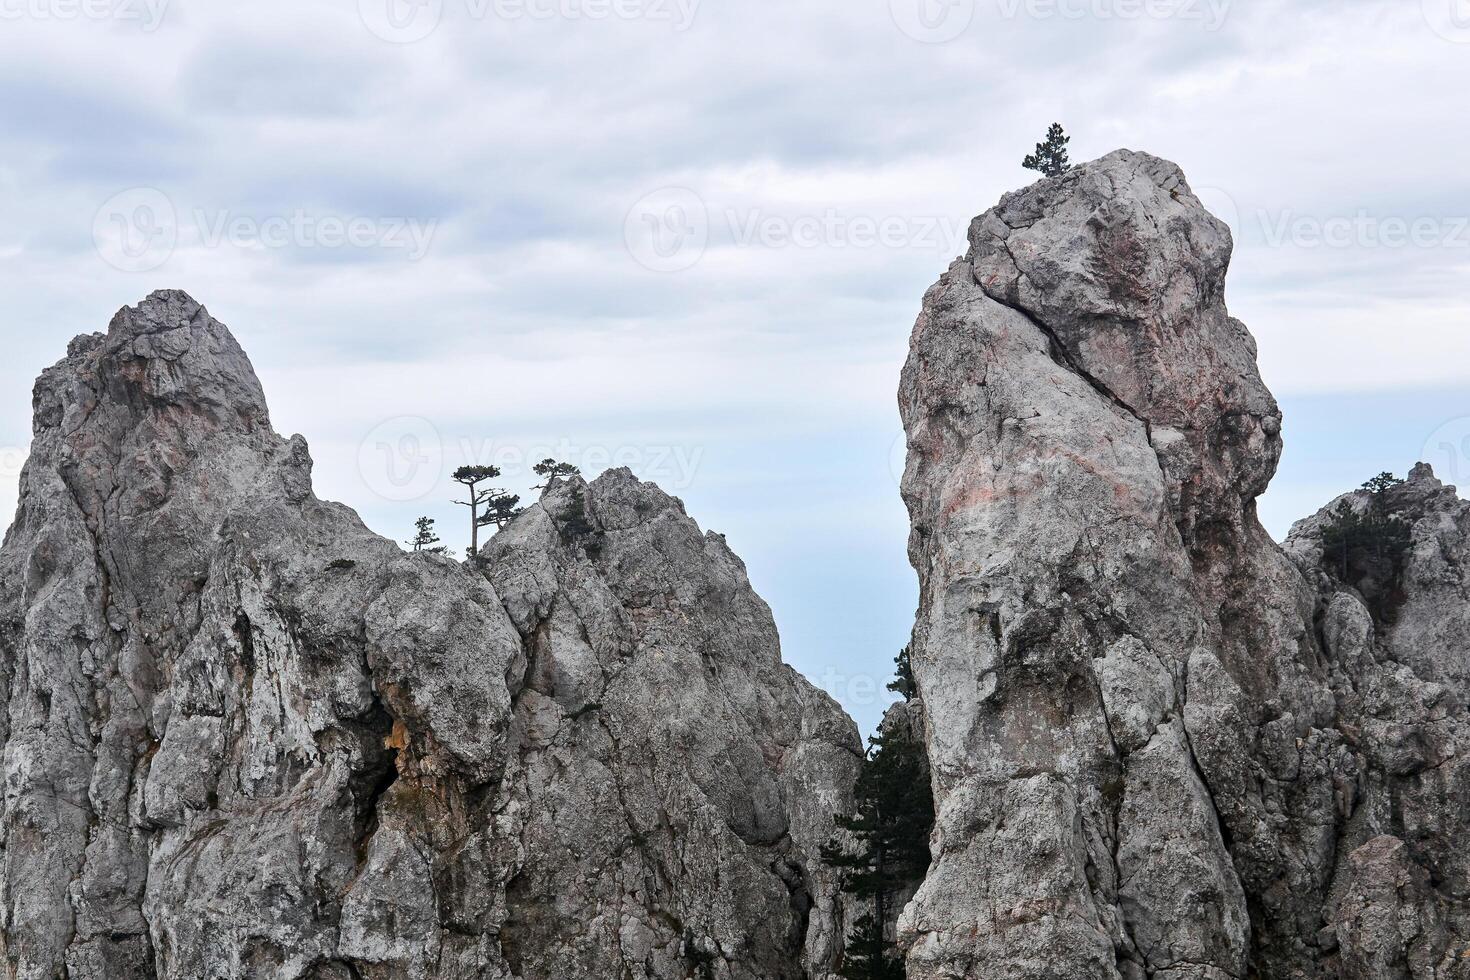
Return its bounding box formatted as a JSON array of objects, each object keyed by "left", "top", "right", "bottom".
[
  {"left": 899, "top": 151, "right": 1470, "bottom": 979},
  {"left": 54, "top": 288, "right": 272, "bottom": 430},
  {"left": 0, "top": 293, "right": 860, "bottom": 980}
]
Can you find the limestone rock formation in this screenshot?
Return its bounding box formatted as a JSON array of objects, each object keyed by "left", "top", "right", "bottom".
[
  {"left": 898, "top": 150, "right": 1470, "bottom": 979},
  {"left": 0, "top": 290, "right": 861, "bottom": 979}
]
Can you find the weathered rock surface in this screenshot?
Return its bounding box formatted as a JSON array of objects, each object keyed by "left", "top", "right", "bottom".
[
  {"left": 898, "top": 150, "right": 1470, "bottom": 979},
  {"left": 0, "top": 290, "right": 861, "bottom": 979}
]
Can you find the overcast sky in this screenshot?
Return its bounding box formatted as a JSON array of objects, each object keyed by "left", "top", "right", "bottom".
[{"left": 3, "top": 0, "right": 1470, "bottom": 733}]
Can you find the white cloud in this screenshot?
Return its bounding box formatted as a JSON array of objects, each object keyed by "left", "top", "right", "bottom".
[{"left": 3, "top": 0, "right": 1468, "bottom": 728}]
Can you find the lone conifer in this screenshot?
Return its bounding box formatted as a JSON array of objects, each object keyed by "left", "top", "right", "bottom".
[{"left": 1022, "top": 123, "right": 1071, "bottom": 178}]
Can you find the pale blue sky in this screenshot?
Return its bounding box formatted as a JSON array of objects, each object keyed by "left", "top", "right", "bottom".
[{"left": 3, "top": 0, "right": 1470, "bottom": 734}]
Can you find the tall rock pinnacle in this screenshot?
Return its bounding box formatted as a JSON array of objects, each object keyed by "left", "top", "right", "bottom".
[
  {"left": 899, "top": 150, "right": 1470, "bottom": 978},
  {"left": 0, "top": 290, "right": 861, "bottom": 979}
]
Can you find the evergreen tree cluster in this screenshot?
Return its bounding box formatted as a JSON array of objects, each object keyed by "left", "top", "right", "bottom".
[
  {"left": 1321, "top": 472, "right": 1412, "bottom": 622},
  {"left": 822, "top": 649, "right": 935, "bottom": 980},
  {"left": 411, "top": 457, "right": 588, "bottom": 565},
  {"left": 451, "top": 464, "right": 522, "bottom": 558}
]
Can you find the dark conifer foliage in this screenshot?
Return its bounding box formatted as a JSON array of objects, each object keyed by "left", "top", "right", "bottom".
[
  {"left": 822, "top": 651, "right": 935, "bottom": 979},
  {"left": 1022, "top": 123, "right": 1071, "bottom": 177},
  {"left": 408, "top": 515, "right": 447, "bottom": 555},
  {"left": 452, "top": 465, "right": 522, "bottom": 557},
  {"left": 1321, "top": 472, "right": 1412, "bottom": 622}
]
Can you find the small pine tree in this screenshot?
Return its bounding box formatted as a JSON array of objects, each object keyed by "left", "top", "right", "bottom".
[
  {"left": 1362, "top": 471, "right": 1405, "bottom": 496},
  {"left": 533, "top": 458, "right": 581, "bottom": 490},
  {"left": 482, "top": 490, "right": 523, "bottom": 532},
  {"left": 561, "top": 487, "right": 595, "bottom": 537},
  {"left": 408, "top": 516, "right": 447, "bottom": 554},
  {"left": 1022, "top": 123, "right": 1071, "bottom": 178},
  {"left": 887, "top": 647, "right": 916, "bottom": 701}
]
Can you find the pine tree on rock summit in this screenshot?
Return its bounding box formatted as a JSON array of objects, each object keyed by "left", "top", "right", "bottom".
[{"left": 1022, "top": 123, "right": 1071, "bottom": 178}]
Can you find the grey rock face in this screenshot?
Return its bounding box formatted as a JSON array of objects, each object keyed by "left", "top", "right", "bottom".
[
  {"left": 899, "top": 151, "right": 1470, "bottom": 978},
  {"left": 0, "top": 290, "right": 860, "bottom": 979}
]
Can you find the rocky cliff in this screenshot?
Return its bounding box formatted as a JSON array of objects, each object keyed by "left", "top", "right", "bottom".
[
  {"left": 898, "top": 149, "right": 1470, "bottom": 978},
  {"left": 5, "top": 151, "right": 1469, "bottom": 980},
  {"left": 0, "top": 291, "right": 861, "bottom": 979}
]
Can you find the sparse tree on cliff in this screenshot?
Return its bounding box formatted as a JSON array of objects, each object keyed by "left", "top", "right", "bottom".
[
  {"left": 407, "top": 516, "right": 447, "bottom": 554},
  {"left": 533, "top": 458, "right": 580, "bottom": 490},
  {"left": 452, "top": 465, "right": 520, "bottom": 557},
  {"left": 1023, "top": 123, "right": 1071, "bottom": 178},
  {"left": 887, "top": 646, "right": 916, "bottom": 700}
]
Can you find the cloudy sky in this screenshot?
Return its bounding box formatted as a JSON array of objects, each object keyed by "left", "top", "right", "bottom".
[{"left": 3, "top": 0, "right": 1470, "bottom": 733}]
